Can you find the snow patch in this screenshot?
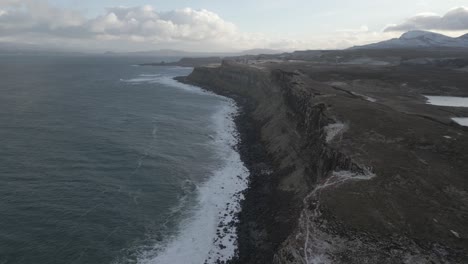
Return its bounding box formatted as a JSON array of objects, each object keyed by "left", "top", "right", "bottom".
[
  {"left": 324, "top": 122, "right": 347, "bottom": 143},
  {"left": 450, "top": 230, "right": 461, "bottom": 238},
  {"left": 452, "top": 118, "right": 468, "bottom": 127},
  {"left": 425, "top": 95, "right": 468, "bottom": 107},
  {"left": 299, "top": 168, "right": 376, "bottom": 264},
  {"left": 351, "top": 92, "right": 377, "bottom": 102}
]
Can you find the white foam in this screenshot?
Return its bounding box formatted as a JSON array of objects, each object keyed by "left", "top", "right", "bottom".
[
  {"left": 452, "top": 117, "right": 468, "bottom": 126},
  {"left": 425, "top": 95, "right": 468, "bottom": 107},
  {"left": 137, "top": 92, "right": 249, "bottom": 263},
  {"left": 140, "top": 74, "right": 163, "bottom": 77},
  {"left": 121, "top": 69, "right": 215, "bottom": 96},
  {"left": 122, "top": 76, "right": 163, "bottom": 83}
]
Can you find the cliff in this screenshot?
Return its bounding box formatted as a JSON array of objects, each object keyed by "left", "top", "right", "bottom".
[{"left": 180, "top": 60, "right": 468, "bottom": 263}]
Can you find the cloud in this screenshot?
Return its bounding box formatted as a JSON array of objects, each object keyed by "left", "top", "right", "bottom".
[
  {"left": 86, "top": 6, "right": 238, "bottom": 43},
  {"left": 0, "top": 0, "right": 405, "bottom": 51},
  {"left": 0, "top": 0, "right": 84, "bottom": 36},
  {"left": 385, "top": 7, "right": 468, "bottom": 32},
  {"left": 0, "top": 1, "right": 248, "bottom": 51}
]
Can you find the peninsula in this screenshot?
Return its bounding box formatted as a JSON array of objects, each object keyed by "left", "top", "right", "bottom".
[{"left": 174, "top": 44, "right": 468, "bottom": 263}]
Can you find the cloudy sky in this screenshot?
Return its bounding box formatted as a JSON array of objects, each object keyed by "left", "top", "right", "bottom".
[{"left": 0, "top": 0, "right": 468, "bottom": 52}]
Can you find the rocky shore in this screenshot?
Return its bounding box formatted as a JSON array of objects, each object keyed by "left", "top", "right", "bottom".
[{"left": 177, "top": 55, "right": 468, "bottom": 263}]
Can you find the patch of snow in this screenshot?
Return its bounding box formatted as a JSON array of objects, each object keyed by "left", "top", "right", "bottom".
[
  {"left": 425, "top": 95, "right": 468, "bottom": 107},
  {"left": 450, "top": 230, "right": 460, "bottom": 238},
  {"left": 351, "top": 92, "right": 377, "bottom": 102},
  {"left": 452, "top": 118, "right": 468, "bottom": 127},
  {"left": 355, "top": 30, "right": 468, "bottom": 49},
  {"left": 300, "top": 168, "right": 376, "bottom": 264},
  {"left": 324, "top": 122, "right": 347, "bottom": 143},
  {"left": 332, "top": 169, "right": 376, "bottom": 181}
]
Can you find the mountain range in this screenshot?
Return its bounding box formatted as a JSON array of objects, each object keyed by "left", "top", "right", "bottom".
[
  {"left": 353, "top": 30, "right": 468, "bottom": 49},
  {"left": 3, "top": 31, "right": 468, "bottom": 56},
  {"left": 0, "top": 42, "right": 283, "bottom": 57}
]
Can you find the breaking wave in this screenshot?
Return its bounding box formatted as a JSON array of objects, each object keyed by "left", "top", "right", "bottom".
[{"left": 121, "top": 68, "right": 250, "bottom": 264}]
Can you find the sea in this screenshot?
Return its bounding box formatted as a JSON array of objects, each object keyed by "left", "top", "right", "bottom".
[{"left": 0, "top": 55, "right": 249, "bottom": 264}]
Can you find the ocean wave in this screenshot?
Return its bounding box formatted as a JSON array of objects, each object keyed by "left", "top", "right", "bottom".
[
  {"left": 121, "top": 72, "right": 211, "bottom": 97},
  {"left": 130, "top": 76, "right": 249, "bottom": 264}
]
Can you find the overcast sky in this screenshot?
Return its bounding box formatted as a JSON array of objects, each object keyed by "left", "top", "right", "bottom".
[{"left": 0, "top": 0, "right": 467, "bottom": 52}]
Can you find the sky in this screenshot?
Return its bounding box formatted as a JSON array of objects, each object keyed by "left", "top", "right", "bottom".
[{"left": 0, "top": 0, "right": 468, "bottom": 52}]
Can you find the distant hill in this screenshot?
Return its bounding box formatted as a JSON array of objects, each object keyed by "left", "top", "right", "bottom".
[
  {"left": 0, "top": 42, "right": 84, "bottom": 55},
  {"left": 0, "top": 42, "right": 283, "bottom": 57},
  {"left": 107, "top": 48, "right": 283, "bottom": 58},
  {"left": 139, "top": 57, "right": 223, "bottom": 67},
  {"left": 352, "top": 31, "right": 468, "bottom": 49},
  {"left": 240, "top": 49, "right": 283, "bottom": 55}
]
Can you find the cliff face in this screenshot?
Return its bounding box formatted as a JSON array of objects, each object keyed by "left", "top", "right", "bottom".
[
  {"left": 188, "top": 63, "right": 364, "bottom": 192},
  {"left": 183, "top": 61, "right": 468, "bottom": 263}
]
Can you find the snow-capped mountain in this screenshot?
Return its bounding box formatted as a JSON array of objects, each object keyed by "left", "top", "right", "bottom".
[{"left": 352, "top": 31, "right": 468, "bottom": 49}]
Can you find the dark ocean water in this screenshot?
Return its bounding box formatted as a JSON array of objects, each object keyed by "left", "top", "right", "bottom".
[{"left": 0, "top": 56, "right": 248, "bottom": 264}]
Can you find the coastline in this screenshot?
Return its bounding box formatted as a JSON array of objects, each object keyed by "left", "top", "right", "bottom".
[
  {"left": 224, "top": 93, "right": 298, "bottom": 264},
  {"left": 134, "top": 71, "right": 250, "bottom": 264},
  {"left": 174, "top": 58, "right": 468, "bottom": 263},
  {"left": 175, "top": 75, "right": 300, "bottom": 263}
]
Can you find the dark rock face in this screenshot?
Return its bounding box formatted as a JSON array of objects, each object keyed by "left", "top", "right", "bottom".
[
  {"left": 181, "top": 60, "right": 468, "bottom": 263},
  {"left": 181, "top": 64, "right": 306, "bottom": 264}
]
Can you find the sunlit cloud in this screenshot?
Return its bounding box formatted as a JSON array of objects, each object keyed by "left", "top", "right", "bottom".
[
  {"left": 0, "top": 1, "right": 467, "bottom": 52},
  {"left": 385, "top": 7, "right": 468, "bottom": 32}
]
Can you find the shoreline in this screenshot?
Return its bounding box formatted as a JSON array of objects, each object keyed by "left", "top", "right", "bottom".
[
  {"left": 175, "top": 75, "right": 300, "bottom": 263},
  {"left": 140, "top": 73, "right": 250, "bottom": 264}
]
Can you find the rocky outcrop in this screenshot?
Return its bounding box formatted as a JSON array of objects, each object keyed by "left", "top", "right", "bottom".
[{"left": 182, "top": 60, "right": 468, "bottom": 264}]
